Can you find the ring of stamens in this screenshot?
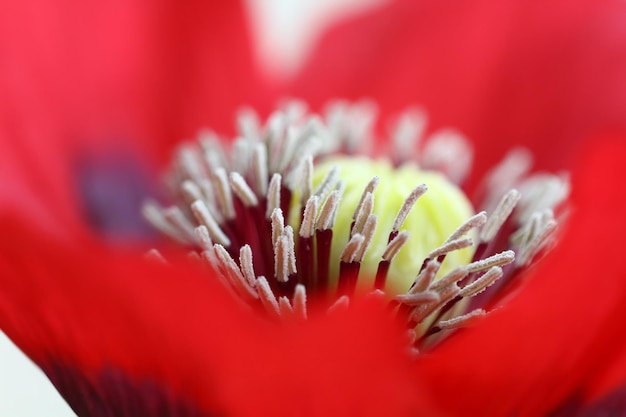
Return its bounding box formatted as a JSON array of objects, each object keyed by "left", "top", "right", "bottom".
[{"left": 144, "top": 100, "right": 568, "bottom": 351}]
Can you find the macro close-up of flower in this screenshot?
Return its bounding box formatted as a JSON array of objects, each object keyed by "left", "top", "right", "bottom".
[{"left": 2, "top": 0, "right": 626, "bottom": 416}]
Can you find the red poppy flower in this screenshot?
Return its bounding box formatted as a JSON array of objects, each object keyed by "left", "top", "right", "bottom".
[{"left": 2, "top": 1, "right": 626, "bottom": 417}]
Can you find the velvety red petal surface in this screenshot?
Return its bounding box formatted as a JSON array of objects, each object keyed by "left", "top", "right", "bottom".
[
  {"left": 0, "top": 214, "right": 426, "bottom": 416},
  {"left": 413, "top": 137, "right": 626, "bottom": 416},
  {"left": 290, "top": 0, "right": 626, "bottom": 190},
  {"left": 0, "top": 0, "right": 273, "bottom": 235}
]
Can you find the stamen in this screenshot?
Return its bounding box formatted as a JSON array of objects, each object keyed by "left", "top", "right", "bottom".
[
  {"left": 390, "top": 108, "right": 426, "bottom": 164},
  {"left": 316, "top": 190, "right": 342, "bottom": 231},
  {"left": 142, "top": 201, "right": 188, "bottom": 244},
  {"left": 410, "top": 283, "right": 460, "bottom": 324},
  {"left": 283, "top": 226, "right": 297, "bottom": 276},
  {"left": 178, "top": 147, "right": 205, "bottom": 185},
  {"left": 293, "top": 284, "right": 307, "bottom": 320},
  {"left": 459, "top": 266, "right": 503, "bottom": 297},
  {"left": 354, "top": 215, "right": 378, "bottom": 262},
  {"left": 352, "top": 192, "right": 374, "bottom": 235},
  {"left": 299, "top": 196, "right": 319, "bottom": 238},
  {"left": 274, "top": 236, "right": 291, "bottom": 283},
  {"left": 395, "top": 291, "right": 440, "bottom": 306},
  {"left": 444, "top": 212, "right": 487, "bottom": 244},
  {"left": 239, "top": 245, "right": 257, "bottom": 288},
  {"left": 256, "top": 276, "right": 280, "bottom": 316},
  {"left": 428, "top": 237, "right": 473, "bottom": 259},
  {"left": 237, "top": 106, "right": 261, "bottom": 141},
  {"left": 482, "top": 148, "right": 533, "bottom": 206},
  {"left": 352, "top": 177, "right": 380, "bottom": 222},
  {"left": 212, "top": 168, "right": 236, "bottom": 220},
  {"left": 516, "top": 217, "right": 558, "bottom": 266},
  {"left": 229, "top": 172, "right": 258, "bottom": 207},
  {"left": 411, "top": 260, "right": 441, "bottom": 293},
  {"left": 271, "top": 208, "right": 285, "bottom": 248},
  {"left": 214, "top": 244, "right": 258, "bottom": 301},
  {"left": 480, "top": 189, "right": 521, "bottom": 243},
  {"left": 232, "top": 138, "right": 252, "bottom": 175},
  {"left": 438, "top": 309, "right": 486, "bottom": 330},
  {"left": 429, "top": 266, "right": 469, "bottom": 292},
  {"left": 266, "top": 174, "right": 282, "bottom": 219},
  {"left": 327, "top": 295, "right": 350, "bottom": 314},
  {"left": 382, "top": 231, "right": 410, "bottom": 261},
  {"left": 251, "top": 144, "right": 269, "bottom": 196},
  {"left": 181, "top": 180, "right": 204, "bottom": 205},
  {"left": 340, "top": 234, "right": 365, "bottom": 263},
  {"left": 144, "top": 249, "right": 168, "bottom": 265},
  {"left": 194, "top": 225, "right": 213, "bottom": 251},
  {"left": 421, "top": 129, "right": 473, "bottom": 185},
  {"left": 163, "top": 206, "right": 196, "bottom": 243},
  {"left": 392, "top": 184, "right": 428, "bottom": 232},
  {"left": 467, "top": 250, "right": 515, "bottom": 273},
  {"left": 313, "top": 165, "right": 340, "bottom": 200},
  {"left": 300, "top": 156, "right": 314, "bottom": 207},
  {"left": 278, "top": 296, "right": 294, "bottom": 317},
  {"left": 191, "top": 200, "right": 231, "bottom": 247}
]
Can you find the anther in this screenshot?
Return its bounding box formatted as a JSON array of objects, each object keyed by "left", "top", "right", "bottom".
[
  {"left": 411, "top": 260, "right": 441, "bottom": 293},
  {"left": 428, "top": 237, "right": 473, "bottom": 259},
  {"left": 163, "top": 206, "right": 196, "bottom": 243},
  {"left": 293, "top": 284, "right": 307, "bottom": 320},
  {"left": 438, "top": 309, "right": 486, "bottom": 330},
  {"left": 480, "top": 189, "right": 521, "bottom": 243},
  {"left": 266, "top": 174, "right": 282, "bottom": 218},
  {"left": 142, "top": 201, "right": 187, "bottom": 244},
  {"left": 313, "top": 165, "right": 340, "bottom": 200},
  {"left": 256, "top": 276, "right": 280, "bottom": 316},
  {"left": 194, "top": 225, "right": 213, "bottom": 251},
  {"left": 316, "top": 190, "right": 342, "bottom": 231},
  {"left": 300, "top": 196, "right": 319, "bottom": 238},
  {"left": 429, "top": 266, "right": 469, "bottom": 292},
  {"left": 354, "top": 215, "right": 378, "bottom": 262},
  {"left": 353, "top": 177, "right": 380, "bottom": 222},
  {"left": 382, "top": 231, "right": 410, "bottom": 261},
  {"left": 214, "top": 244, "right": 258, "bottom": 301},
  {"left": 444, "top": 212, "right": 487, "bottom": 244},
  {"left": 300, "top": 156, "right": 314, "bottom": 206},
  {"left": 239, "top": 245, "right": 257, "bottom": 288},
  {"left": 392, "top": 184, "right": 428, "bottom": 232},
  {"left": 352, "top": 192, "right": 374, "bottom": 235},
  {"left": 271, "top": 208, "right": 285, "bottom": 248},
  {"left": 341, "top": 234, "right": 365, "bottom": 263},
  {"left": 229, "top": 172, "right": 259, "bottom": 207},
  {"left": 251, "top": 144, "right": 269, "bottom": 196},
  {"left": 459, "top": 266, "right": 503, "bottom": 297},
  {"left": 395, "top": 291, "right": 440, "bottom": 306},
  {"left": 212, "top": 168, "right": 236, "bottom": 220},
  {"left": 467, "top": 250, "right": 515, "bottom": 273},
  {"left": 181, "top": 180, "right": 204, "bottom": 205},
  {"left": 278, "top": 296, "right": 294, "bottom": 317},
  {"left": 191, "top": 200, "right": 231, "bottom": 247}
]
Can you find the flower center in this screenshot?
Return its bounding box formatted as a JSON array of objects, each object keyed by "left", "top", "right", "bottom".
[{"left": 144, "top": 100, "right": 568, "bottom": 351}]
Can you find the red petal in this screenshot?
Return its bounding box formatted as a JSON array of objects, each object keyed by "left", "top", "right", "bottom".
[
  {"left": 0, "top": 1, "right": 273, "bottom": 234},
  {"left": 412, "top": 137, "right": 626, "bottom": 416},
  {"left": 291, "top": 0, "right": 626, "bottom": 190},
  {"left": 0, "top": 211, "right": 427, "bottom": 415}
]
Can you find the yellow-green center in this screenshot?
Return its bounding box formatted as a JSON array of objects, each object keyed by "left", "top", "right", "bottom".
[{"left": 302, "top": 157, "right": 476, "bottom": 295}]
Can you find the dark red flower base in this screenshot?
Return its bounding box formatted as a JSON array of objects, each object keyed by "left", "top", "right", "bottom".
[{"left": 44, "top": 361, "right": 215, "bottom": 417}]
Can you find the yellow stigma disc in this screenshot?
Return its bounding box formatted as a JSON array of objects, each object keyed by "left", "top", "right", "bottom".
[{"left": 304, "top": 157, "right": 476, "bottom": 295}]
